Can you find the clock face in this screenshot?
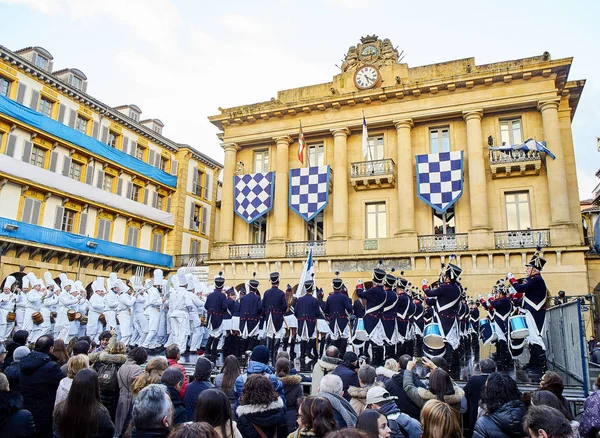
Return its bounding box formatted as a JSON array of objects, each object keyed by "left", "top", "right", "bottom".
[
  {"left": 354, "top": 65, "right": 380, "bottom": 89},
  {"left": 361, "top": 45, "right": 378, "bottom": 57}
]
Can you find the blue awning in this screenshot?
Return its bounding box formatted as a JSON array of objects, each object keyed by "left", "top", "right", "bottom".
[
  {"left": 0, "top": 217, "right": 172, "bottom": 267},
  {"left": 0, "top": 95, "right": 177, "bottom": 188}
]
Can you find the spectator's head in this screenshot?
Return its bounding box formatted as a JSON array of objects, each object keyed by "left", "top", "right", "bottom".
[
  {"left": 540, "top": 371, "right": 564, "bottom": 398},
  {"left": 168, "top": 422, "right": 219, "bottom": 438},
  {"left": 365, "top": 386, "right": 397, "bottom": 410},
  {"left": 358, "top": 365, "right": 376, "bottom": 387},
  {"left": 161, "top": 367, "right": 185, "bottom": 391},
  {"left": 342, "top": 352, "right": 359, "bottom": 371},
  {"left": 66, "top": 354, "right": 89, "bottom": 379},
  {"left": 133, "top": 384, "right": 173, "bottom": 431},
  {"left": 194, "top": 357, "right": 214, "bottom": 381},
  {"left": 430, "top": 357, "right": 450, "bottom": 373},
  {"left": 383, "top": 359, "right": 399, "bottom": 373},
  {"left": 530, "top": 390, "right": 574, "bottom": 421},
  {"left": 524, "top": 406, "right": 573, "bottom": 438},
  {"left": 220, "top": 355, "right": 241, "bottom": 395},
  {"left": 78, "top": 336, "right": 92, "bottom": 347},
  {"left": 479, "top": 358, "right": 496, "bottom": 374},
  {"left": 13, "top": 345, "right": 30, "bottom": 363},
  {"left": 0, "top": 372, "right": 8, "bottom": 392},
  {"left": 34, "top": 334, "right": 54, "bottom": 354},
  {"left": 13, "top": 330, "right": 28, "bottom": 346},
  {"left": 109, "top": 341, "right": 126, "bottom": 355},
  {"left": 326, "top": 346, "right": 341, "bottom": 359},
  {"left": 275, "top": 358, "right": 291, "bottom": 378},
  {"left": 428, "top": 368, "right": 453, "bottom": 402},
  {"left": 324, "top": 429, "right": 370, "bottom": 438},
  {"left": 166, "top": 344, "right": 180, "bottom": 360},
  {"left": 195, "top": 388, "right": 235, "bottom": 438},
  {"left": 98, "top": 331, "right": 111, "bottom": 349},
  {"left": 250, "top": 345, "right": 270, "bottom": 365},
  {"left": 356, "top": 409, "right": 392, "bottom": 438},
  {"left": 398, "top": 354, "right": 412, "bottom": 370},
  {"left": 480, "top": 372, "right": 521, "bottom": 414},
  {"left": 420, "top": 400, "right": 461, "bottom": 438},
  {"left": 319, "top": 374, "right": 344, "bottom": 396},
  {"left": 297, "top": 396, "right": 337, "bottom": 437},
  {"left": 53, "top": 339, "right": 69, "bottom": 364},
  {"left": 128, "top": 347, "right": 148, "bottom": 366},
  {"left": 132, "top": 357, "right": 168, "bottom": 396},
  {"left": 276, "top": 351, "right": 290, "bottom": 361},
  {"left": 72, "top": 340, "right": 90, "bottom": 356},
  {"left": 240, "top": 374, "right": 278, "bottom": 406}
]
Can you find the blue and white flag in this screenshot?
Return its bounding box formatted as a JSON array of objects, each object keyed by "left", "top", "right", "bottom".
[
  {"left": 416, "top": 151, "right": 464, "bottom": 213},
  {"left": 296, "top": 246, "right": 314, "bottom": 298},
  {"left": 488, "top": 138, "right": 556, "bottom": 159},
  {"left": 234, "top": 172, "right": 274, "bottom": 224},
  {"left": 289, "top": 165, "right": 330, "bottom": 222}
]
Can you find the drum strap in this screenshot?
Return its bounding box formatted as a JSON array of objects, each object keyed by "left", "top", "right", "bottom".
[
  {"left": 413, "top": 310, "right": 424, "bottom": 320},
  {"left": 384, "top": 296, "right": 398, "bottom": 312},
  {"left": 436, "top": 295, "right": 460, "bottom": 313},
  {"left": 366, "top": 300, "right": 385, "bottom": 315},
  {"left": 523, "top": 295, "right": 545, "bottom": 312}
]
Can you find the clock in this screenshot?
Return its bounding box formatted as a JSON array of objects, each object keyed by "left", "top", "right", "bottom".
[
  {"left": 361, "top": 45, "right": 378, "bottom": 57},
  {"left": 354, "top": 65, "right": 380, "bottom": 90}
]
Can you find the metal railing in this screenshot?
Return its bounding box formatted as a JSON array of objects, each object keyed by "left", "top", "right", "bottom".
[
  {"left": 489, "top": 149, "right": 540, "bottom": 164},
  {"left": 494, "top": 229, "right": 550, "bottom": 249},
  {"left": 286, "top": 241, "right": 326, "bottom": 257},
  {"left": 229, "top": 243, "right": 266, "bottom": 259},
  {"left": 350, "top": 158, "right": 395, "bottom": 178},
  {"left": 418, "top": 233, "right": 468, "bottom": 252},
  {"left": 174, "top": 253, "right": 209, "bottom": 266}
]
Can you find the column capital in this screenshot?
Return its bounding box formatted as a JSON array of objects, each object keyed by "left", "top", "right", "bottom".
[
  {"left": 330, "top": 127, "right": 350, "bottom": 138},
  {"left": 273, "top": 135, "right": 293, "bottom": 145},
  {"left": 393, "top": 119, "right": 414, "bottom": 130},
  {"left": 221, "top": 142, "right": 240, "bottom": 152},
  {"left": 537, "top": 99, "right": 561, "bottom": 113},
  {"left": 462, "top": 110, "right": 484, "bottom": 122}
]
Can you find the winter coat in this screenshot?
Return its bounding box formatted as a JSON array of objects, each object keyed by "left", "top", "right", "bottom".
[
  {"left": 580, "top": 390, "right": 600, "bottom": 437},
  {"left": 183, "top": 379, "right": 214, "bottom": 421},
  {"left": 472, "top": 400, "right": 527, "bottom": 438},
  {"left": 378, "top": 400, "right": 422, "bottom": 438},
  {"left": 4, "top": 361, "right": 23, "bottom": 394},
  {"left": 332, "top": 363, "right": 360, "bottom": 401},
  {"left": 402, "top": 369, "right": 464, "bottom": 413},
  {"left": 115, "top": 358, "right": 143, "bottom": 436},
  {"left": 19, "top": 350, "right": 65, "bottom": 438},
  {"left": 376, "top": 366, "right": 397, "bottom": 384},
  {"left": 348, "top": 382, "right": 383, "bottom": 415},
  {"left": 385, "top": 370, "right": 427, "bottom": 420},
  {"left": 234, "top": 361, "right": 285, "bottom": 402},
  {"left": 167, "top": 358, "right": 189, "bottom": 397},
  {"left": 160, "top": 383, "right": 187, "bottom": 425},
  {"left": 130, "top": 426, "right": 171, "bottom": 437},
  {"left": 236, "top": 398, "right": 287, "bottom": 438},
  {"left": 0, "top": 391, "right": 36, "bottom": 437},
  {"left": 92, "top": 351, "right": 127, "bottom": 421},
  {"left": 318, "top": 390, "right": 357, "bottom": 428},
  {"left": 311, "top": 356, "right": 341, "bottom": 396},
  {"left": 2, "top": 339, "right": 24, "bottom": 371},
  {"left": 54, "top": 377, "right": 73, "bottom": 406},
  {"left": 463, "top": 374, "right": 490, "bottom": 438},
  {"left": 279, "top": 374, "right": 304, "bottom": 433}
]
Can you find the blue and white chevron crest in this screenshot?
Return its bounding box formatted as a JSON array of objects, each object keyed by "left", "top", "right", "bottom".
[{"left": 234, "top": 172, "right": 274, "bottom": 223}]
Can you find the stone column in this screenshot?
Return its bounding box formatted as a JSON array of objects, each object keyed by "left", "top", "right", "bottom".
[
  {"left": 331, "top": 128, "right": 350, "bottom": 238},
  {"left": 272, "top": 136, "right": 292, "bottom": 241},
  {"left": 463, "top": 110, "right": 493, "bottom": 249},
  {"left": 217, "top": 142, "right": 239, "bottom": 244}
]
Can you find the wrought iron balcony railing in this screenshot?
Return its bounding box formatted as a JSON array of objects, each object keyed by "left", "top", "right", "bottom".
[
  {"left": 229, "top": 243, "right": 266, "bottom": 259},
  {"left": 285, "top": 241, "right": 326, "bottom": 257},
  {"left": 418, "top": 233, "right": 468, "bottom": 252},
  {"left": 494, "top": 229, "right": 550, "bottom": 249}
]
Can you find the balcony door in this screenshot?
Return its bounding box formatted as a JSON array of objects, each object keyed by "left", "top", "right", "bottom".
[
  {"left": 251, "top": 217, "right": 267, "bottom": 244},
  {"left": 433, "top": 206, "right": 455, "bottom": 235}
]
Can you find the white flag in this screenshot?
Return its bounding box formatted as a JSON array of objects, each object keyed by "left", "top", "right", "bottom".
[
  {"left": 296, "top": 246, "right": 314, "bottom": 298},
  {"left": 362, "top": 115, "right": 370, "bottom": 160}
]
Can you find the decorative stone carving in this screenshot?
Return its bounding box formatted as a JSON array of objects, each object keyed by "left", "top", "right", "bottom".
[
  {"left": 341, "top": 36, "right": 400, "bottom": 72},
  {"left": 333, "top": 258, "right": 411, "bottom": 272}
]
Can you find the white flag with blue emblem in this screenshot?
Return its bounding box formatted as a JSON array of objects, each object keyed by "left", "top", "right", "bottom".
[{"left": 296, "top": 246, "right": 314, "bottom": 298}]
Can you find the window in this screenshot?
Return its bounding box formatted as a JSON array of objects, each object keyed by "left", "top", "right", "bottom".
[
  {"left": 103, "top": 174, "right": 115, "bottom": 193},
  {"left": 0, "top": 77, "right": 11, "bottom": 97},
  {"left": 61, "top": 209, "right": 76, "bottom": 232},
  {"left": 126, "top": 226, "right": 140, "bottom": 246},
  {"left": 21, "top": 197, "right": 41, "bottom": 224},
  {"left": 129, "top": 111, "right": 139, "bottom": 122},
  {"left": 131, "top": 184, "right": 141, "bottom": 202},
  {"left": 156, "top": 194, "right": 165, "bottom": 210},
  {"left": 191, "top": 204, "right": 201, "bottom": 231},
  {"left": 433, "top": 206, "right": 455, "bottom": 235},
  {"left": 69, "top": 161, "right": 82, "bottom": 181},
  {"left": 30, "top": 146, "right": 46, "bottom": 168},
  {"left": 430, "top": 127, "right": 450, "bottom": 153},
  {"left": 34, "top": 54, "right": 48, "bottom": 69},
  {"left": 254, "top": 150, "right": 269, "bottom": 173},
  {"left": 307, "top": 211, "right": 324, "bottom": 241},
  {"left": 70, "top": 75, "right": 83, "bottom": 90},
  {"left": 251, "top": 217, "right": 267, "bottom": 244},
  {"left": 75, "top": 115, "right": 88, "bottom": 134},
  {"left": 158, "top": 155, "right": 167, "bottom": 171},
  {"left": 366, "top": 202, "right": 387, "bottom": 239},
  {"left": 38, "top": 97, "right": 53, "bottom": 117},
  {"left": 194, "top": 170, "right": 204, "bottom": 196},
  {"left": 500, "top": 118, "right": 522, "bottom": 146},
  {"left": 190, "top": 239, "right": 201, "bottom": 255},
  {"left": 97, "top": 218, "right": 112, "bottom": 240},
  {"left": 153, "top": 125, "right": 162, "bottom": 135},
  {"left": 505, "top": 192, "right": 531, "bottom": 230},
  {"left": 107, "top": 131, "right": 119, "bottom": 148},
  {"left": 366, "top": 136, "right": 384, "bottom": 161},
  {"left": 152, "top": 233, "right": 163, "bottom": 252},
  {"left": 135, "top": 144, "right": 146, "bottom": 161},
  {"left": 308, "top": 144, "right": 324, "bottom": 167}
]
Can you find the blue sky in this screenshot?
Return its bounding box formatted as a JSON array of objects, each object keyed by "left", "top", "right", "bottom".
[{"left": 1, "top": 0, "right": 598, "bottom": 198}]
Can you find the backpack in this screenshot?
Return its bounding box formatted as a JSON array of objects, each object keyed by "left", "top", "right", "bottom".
[{"left": 96, "top": 362, "right": 119, "bottom": 392}]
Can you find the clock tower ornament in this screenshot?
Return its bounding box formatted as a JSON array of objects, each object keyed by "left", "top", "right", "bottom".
[{"left": 341, "top": 36, "right": 402, "bottom": 85}]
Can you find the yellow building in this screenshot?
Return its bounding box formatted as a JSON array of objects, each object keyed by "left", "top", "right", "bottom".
[
  {"left": 0, "top": 45, "right": 222, "bottom": 288},
  {"left": 206, "top": 36, "right": 588, "bottom": 297}
]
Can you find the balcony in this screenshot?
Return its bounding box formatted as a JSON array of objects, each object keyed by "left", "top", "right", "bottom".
[
  {"left": 174, "top": 253, "right": 209, "bottom": 267},
  {"left": 489, "top": 149, "right": 541, "bottom": 178},
  {"left": 285, "top": 241, "right": 326, "bottom": 257},
  {"left": 494, "top": 229, "right": 551, "bottom": 249},
  {"left": 229, "top": 243, "right": 266, "bottom": 259},
  {"left": 350, "top": 158, "right": 396, "bottom": 190},
  {"left": 418, "top": 233, "right": 468, "bottom": 252}
]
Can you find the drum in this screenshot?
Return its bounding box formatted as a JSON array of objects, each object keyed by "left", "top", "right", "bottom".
[
  {"left": 423, "top": 323, "right": 444, "bottom": 350},
  {"left": 479, "top": 318, "right": 493, "bottom": 344},
  {"left": 423, "top": 342, "right": 446, "bottom": 359},
  {"left": 509, "top": 315, "right": 528, "bottom": 340},
  {"left": 50, "top": 312, "right": 57, "bottom": 324},
  {"left": 80, "top": 316, "right": 88, "bottom": 325},
  {"left": 67, "top": 310, "right": 76, "bottom": 322},
  {"left": 75, "top": 312, "right": 82, "bottom": 321},
  {"left": 32, "top": 311, "right": 44, "bottom": 325},
  {"left": 352, "top": 318, "right": 368, "bottom": 345},
  {"left": 99, "top": 313, "right": 106, "bottom": 326},
  {"left": 6, "top": 312, "right": 16, "bottom": 323}
]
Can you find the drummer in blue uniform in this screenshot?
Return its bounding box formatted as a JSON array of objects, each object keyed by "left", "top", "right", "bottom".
[
  {"left": 357, "top": 261, "right": 388, "bottom": 366},
  {"left": 325, "top": 271, "right": 353, "bottom": 355},
  {"left": 412, "top": 292, "right": 425, "bottom": 357},
  {"left": 469, "top": 300, "right": 480, "bottom": 361},
  {"left": 262, "top": 272, "right": 287, "bottom": 365},
  {"left": 295, "top": 275, "right": 320, "bottom": 371},
  {"left": 239, "top": 273, "right": 262, "bottom": 354},
  {"left": 395, "top": 273, "right": 411, "bottom": 357},
  {"left": 222, "top": 288, "right": 237, "bottom": 359},
  {"left": 482, "top": 283, "right": 513, "bottom": 371},
  {"left": 381, "top": 270, "right": 398, "bottom": 360},
  {"left": 508, "top": 249, "right": 548, "bottom": 378},
  {"left": 204, "top": 272, "right": 229, "bottom": 362}
]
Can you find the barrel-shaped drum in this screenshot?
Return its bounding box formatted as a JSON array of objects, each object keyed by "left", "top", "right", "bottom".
[
  {"left": 509, "top": 315, "right": 528, "bottom": 340},
  {"left": 423, "top": 323, "right": 444, "bottom": 350}
]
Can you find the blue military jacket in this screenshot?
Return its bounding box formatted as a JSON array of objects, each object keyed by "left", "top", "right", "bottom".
[
  {"left": 295, "top": 293, "right": 320, "bottom": 336},
  {"left": 205, "top": 289, "right": 228, "bottom": 329},
  {"left": 239, "top": 292, "right": 262, "bottom": 334},
  {"left": 324, "top": 290, "right": 352, "bottom": 332},
  {"left": 357, "top": 284, "right": 386, "bottom": 333},
  {"left": 262, "top": 286, "right": 287, "bottom": 331}
]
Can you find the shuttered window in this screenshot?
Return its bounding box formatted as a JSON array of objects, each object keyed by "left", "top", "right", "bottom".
[
  {"left": 61, "top": 209, "right": 76, "bottom": 232},
  {"left": 107, "top": 131, "right": 119, "bottom": 148},
  {"left": 190, "top": 240, "right": 200, "bottom": 255},
  {"left": 156, "top": 194, "right": 165, "bottom": 210},
  {"left": 75, "top": 115, "right": 88, "bottom": 134},
  {"left": 103, "top": 174, "right": 114, "bottom": 192},
  {"left": 21, "top": 198, "right": 41, "bottom": 224},
  {"left": 136, "top": 145, "right": 145, "bottom": 161},
  {"left": 0, "top": 77, "right": 10, "bottom": 97},
  {"left": 126, "top": 226, "right": 139, "bottom": 247},
  {"left": 151, "top": 233, "right": 163, "bottom": 252},
  {"left": 96, "top": 218, "right": 112, "bottom": 241},
  {"left": 69, "top": 161, "right": 82, "bottom": 181},
  {"left": 39, "top": 97, "right": 53, "bottom": 117},
  {"left": 131, "top": 184, "right": 141, "bottom": 202},
  {"left": 30, "top": 146, "right": 46, "bottom": 168}
]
